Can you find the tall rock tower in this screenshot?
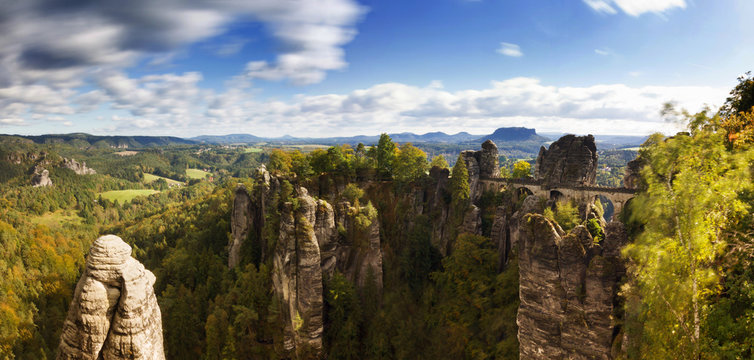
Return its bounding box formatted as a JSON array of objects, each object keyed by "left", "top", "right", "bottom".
[{"left": 57, "top": 235, "right": 165, "bottom": 360}]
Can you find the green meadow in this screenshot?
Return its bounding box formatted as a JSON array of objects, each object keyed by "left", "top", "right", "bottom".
[{"left": 98, "top": 189, "right": 160, "bottom": 203}]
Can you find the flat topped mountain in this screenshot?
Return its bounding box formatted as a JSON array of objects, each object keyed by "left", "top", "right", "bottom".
[{"left": 477, "top": 127, "right": 547, "bottom": 143}]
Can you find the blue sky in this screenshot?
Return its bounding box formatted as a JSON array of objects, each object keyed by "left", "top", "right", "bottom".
[{"left": 0, "top": 0, "right": 751, "bottom": 137}]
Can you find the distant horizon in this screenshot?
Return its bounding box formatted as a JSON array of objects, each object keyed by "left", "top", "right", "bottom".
[{"left": 0, "top": 127, "right": 653, "bottom": 140}]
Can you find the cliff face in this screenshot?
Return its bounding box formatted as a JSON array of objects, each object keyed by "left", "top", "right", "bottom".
[
  {"left": 517, "top": 215, "right": 626, "bottom": 359},
  {"left": 233, "top": 167, "right": 385, "bottom": 357},
  {"left": 229, "top": 185, "right": 252, "bottom": 268},
  {"left": 535, "top": 134, "right": 598, "bottom": 186},
  {"left": 58, "top": 235, "right": 165, "bottom": 360},
  {"left": 273, "top": 187, "right": 325, "bottom": 354}
]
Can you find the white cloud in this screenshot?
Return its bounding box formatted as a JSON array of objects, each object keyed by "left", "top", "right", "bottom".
[
  {"left": 583, "top": 0, "right": 686, "bottom": 16},
  {"left": 497, "top": 42, "right": 523, "bottom": 57},
  {"left": 595, "top": 48, "right": 611, "bottom": 56},
  {"left": 84, "top": 72, "right": 725, "bottom": 137}
]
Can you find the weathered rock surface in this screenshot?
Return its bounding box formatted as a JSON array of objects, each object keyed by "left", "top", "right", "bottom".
[
  {"left": 229, "top": 166, "right": 275, "bottom": 268},
  {"left": 272, "top": 187, "right": 325, "bottom": 355},
  {"left": 461, "top": 140, "right": 500, "bottom": 201},
  {"left": 32, "top": 166, "right": 53, "bottom": 187},
  {"left": 461, "top": 205, "right": 482, "bottom": 235},
  {"left": 535, "top": 134, "right": 598, "bottom": 186},
  {"left": 63, "top": 158, "right": 96, "bottom": 175},
  {"left": 229, "top": 185, "right": 252, "bottom": 268},
  {"left": 58, "top": 235, "right": 164, "bottom": 360},
  {"left": 517, "top": 214, "right": 626, "bottom": 360},
  {"left": 479, "top": 139, "right": 500, "bottom": 178},
  {"left": 622, "top": 158, "right": 644, "bottom": 190}
]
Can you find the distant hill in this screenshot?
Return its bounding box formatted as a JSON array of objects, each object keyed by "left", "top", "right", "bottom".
[
  {"left": 189, "top": 128, "right": 541, "bottom": 145},
  {"left": 192, "top": 134, "right": 264, "bottom": 144},
  {"left": 15, "top": 133, "right": 196, "bottom": 148}
]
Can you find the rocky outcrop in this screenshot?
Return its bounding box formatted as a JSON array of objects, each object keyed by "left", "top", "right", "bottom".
[
  {"left": 32, "top": 166, "right": 53, "bottom": 187},
  {"left": 63, "top": 158, "right": 96, "bottom": 175},
  {"left": 229, "top": 166, "right": 276, "bottom": 269},
  {"left": 461, "top": 205, "right": 482, "bottom": 235},
  {"left": 535, "top": 134, "right": 598, "bottom": 186},
  {"left": 622, "top": 158, "right": 644, "bottom": 190},
  {"left": 229, "top": 185, "right": 252, "bottom": 268},
  {"left": 58, "top": 235, "right": 164, "bottom": 360},
  {"left": 517, "top": 214, "right": 626, "bottom": 359},
  {"left": 427, "top": 167, "right": 453, "bottom": 255},
  {"left": 461, "top": 140, "right": 500, "bottom": 201},
  {"left": 479, "top": 139, "right": 500, "bottom": 178},
  {"left": 273, "top": 187, "right": 324, "bottom": 355}
]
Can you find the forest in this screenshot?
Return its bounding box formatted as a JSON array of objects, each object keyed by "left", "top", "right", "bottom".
[{"left": 1, "top": 74, "right": 754, "bottom": 359}]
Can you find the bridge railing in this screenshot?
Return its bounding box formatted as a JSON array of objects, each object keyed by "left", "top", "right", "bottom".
[{"left": 479, "top": 177, "right": 636, "bottom": 195}]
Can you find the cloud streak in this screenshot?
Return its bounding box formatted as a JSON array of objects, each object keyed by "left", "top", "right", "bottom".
[
  {"left": 583, "top": 0, "right": 686, "bottom": 16},
  {"left": 497, "top": 43, "right": 523, "bottom": 57}
]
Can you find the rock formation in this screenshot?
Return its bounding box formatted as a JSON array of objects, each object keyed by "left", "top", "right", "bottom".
[
  {"left": 272, "top": 187, "right": 325, "bottom": 355},
  {"left": 461, "top": 139, "right": 500, "bottom": 201},
  {"left": 479, "top": 139, "right": 500, "bottom": 178},
  {"left": 461, "top": 140, "right": 500, "bottom": 202},
  {"left": 461, "top": 204, "right": 482, "bottom": 235},
  {"left": 535, "top": 134, "right": 598, "bottom": 186},
  {"left": 58, "top": 235, "right": 165, "bottom": 360},
  {"left": 229, "top": 185, "right": 252, "bottom": 268},
  {"left": 229, "top": 166, "right": 276, "bottom": 268},
  {"left": 63, "top": 158, "right": 96, "bottom": 175},
  {"left": 517, "top": 214, "right": 626, "bottom": 359},
  {"left": 622, "top": 158, "right": 644, "bottom": 190},
  {"left": 32, "top": 166, "right": 53, "bottom": 187}
]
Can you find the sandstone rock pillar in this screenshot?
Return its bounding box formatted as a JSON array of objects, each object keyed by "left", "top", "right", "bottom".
[{"left": 58, "top": 235, "right": 165, "bottom": 360}]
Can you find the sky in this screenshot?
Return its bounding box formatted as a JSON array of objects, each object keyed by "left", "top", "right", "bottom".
[{"left": 0, "top": 0, "right": 752, "bottom": 138}]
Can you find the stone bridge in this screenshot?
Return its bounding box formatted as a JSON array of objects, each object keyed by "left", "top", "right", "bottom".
[{"left": 479, "top": 177, "right": 636, "bottom": 218}]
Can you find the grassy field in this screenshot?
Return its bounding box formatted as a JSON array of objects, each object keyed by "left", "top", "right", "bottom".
[
  {"left": 98, "top": 189, "right": 160, "bottom": 203},
  {"left": 30, "top": 210, "right": 83, "bottom": 227},
  {"left": 143, "top": 173, "right": 183, "bottom": 186},
  {"left": 281, "top": 144, "right": 330, "bottom": 152},
  {"left": 244, "top": 147, "right": 263, "bottom": 153},
  {"left": 186, "top": 168, "right": 211, "bottom": 179}
]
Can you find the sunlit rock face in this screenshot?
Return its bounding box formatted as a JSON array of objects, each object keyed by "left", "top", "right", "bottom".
[
  {"left": 63, "top": 158, "right": 97, "bottom": 175},
  {"left": 517, "top": 215, "right": 626, "bottom": 360},
  {"left": 58, "top": 235, "right": 165, "bottom": 360},
  {"left": 32, "top": 166, "right": 52, "bottom": 187},
  {"left": 535, "top": 134, "right": 598, "bottom": 186},
  {"left": 273, "top": 187, "right": 325, "bottom": 355}
]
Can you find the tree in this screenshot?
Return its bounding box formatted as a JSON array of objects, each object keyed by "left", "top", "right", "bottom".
[
  {"left": 393, "top": 143, "right": 429, "bottom": 183},
  {"left": 429, "top": 155, "right": 449, "bottom": 169},
  {"left": 342, "top": 183, "right": 364, "bottom": 204},
  {"left": 450, "top": 154, "right": 469, "bottom": 207},
  {"left": 622, "top": 113, "right": 753, "bottom": 358},
  {"left": 720, "top": 71, "right": 754, "bottom": 118},
  {"left": 268, "top": 149, "right": 292, "bottom": 174},
  {"left": 511, "top": 160, "right": 531, "bottom": 179},
  {"left": 375, "top": 133, "right": 396, "bottom": 177}
]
